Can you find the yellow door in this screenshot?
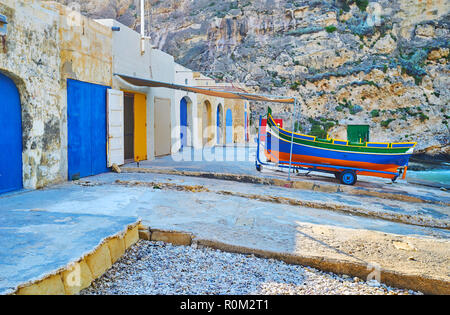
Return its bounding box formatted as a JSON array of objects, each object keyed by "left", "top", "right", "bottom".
[{"left": 134, "top": 93, "right": 147, "bottom": 161}]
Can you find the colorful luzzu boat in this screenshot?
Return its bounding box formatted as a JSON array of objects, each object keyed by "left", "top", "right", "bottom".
[{"left": 258, "top": 109, "right": 416, "bottom": 185}]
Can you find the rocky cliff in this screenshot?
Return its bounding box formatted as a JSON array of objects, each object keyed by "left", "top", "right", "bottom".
[{"left": 57, "top": 0, "right": 449, "bottom": 156}]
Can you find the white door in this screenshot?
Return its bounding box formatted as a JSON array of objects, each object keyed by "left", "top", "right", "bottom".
[
  {"left": 107, "top": 89, "right": 124, "bottom": 166},
  {"left": 154, "top": 97, "right": 171, "bottom": 156}
]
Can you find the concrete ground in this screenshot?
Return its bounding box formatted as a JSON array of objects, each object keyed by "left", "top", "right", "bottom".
[
  {"left": 105, "top": 172, "right": 450, "bottom": 229},
  {"left": 0, "top": 146, "right": 448, "bottom": 294},
  {"left": 125, "top": 146, "right": 450, "bottom": 205},
  {"left": 0, "top": 173, "right": 449, "bottom": 293},
  {"left": 0, "top": 200, "right": 137, "bottom": 294}
]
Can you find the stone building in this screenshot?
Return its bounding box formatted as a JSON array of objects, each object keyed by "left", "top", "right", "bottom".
[
  {"left": 0, "top": 0, "right": 251, "bottom": 194},
  {"left": 96, "top": 18, "right": 177, "bottom": 162},
  {"left": 49, "top": 2, "right": 113, "bottom": 182},
  {"left": 193, "top": 72, "right": 249, "bottom": 147},
  {"left": 174, "top": 63, "right": 198, "bottom": 150}
]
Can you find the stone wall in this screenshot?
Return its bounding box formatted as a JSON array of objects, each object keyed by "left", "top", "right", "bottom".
[
  {"left": 45, "top": 3, "right": 113, "bottom": 88},
  {"left": 193, "top": 72, "right": 248, "bottom": 146},
  {"left": 0, "top": 0, "right": 251, "bottom": 191},
  {"left": 44, "top": 1, "right": 113, "bottom": 181},
  {"left": 195, "top": 93, "right": 217, "bottom": 147},
  {"left": 224, "top": 98, "right": 246, "bottom": 144},
  {"left": 0, "top": 0, "right": 113, "bottom": 189},
  {"left": 0, "top": 0, "right": 62, "bottom": 189}
]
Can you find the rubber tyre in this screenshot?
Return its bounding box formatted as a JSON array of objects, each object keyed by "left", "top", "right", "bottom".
[
  {"left": 256, "top": 164, "right": 262, "bottom": 172},
  {"left": 340, "top": 170, "right": 357, "bottom": 185},
  {"left": 334, "top": 172, "right": 340, "bottom": 180}
]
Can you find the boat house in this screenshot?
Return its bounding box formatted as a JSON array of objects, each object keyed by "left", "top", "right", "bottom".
[{"left": 0, "top": 0, "right": 251, "bottom": 193}]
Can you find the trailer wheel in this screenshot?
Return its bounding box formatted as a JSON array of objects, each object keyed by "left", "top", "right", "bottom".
[
  {"left": 340, "top": 170, "right": 357, "bottom": 185},
  {"left": 256, "top": 164, "right": 262, "bottom": 172},
  {"left": 334, "top": 172, "right": 340, "bottom": 180}
]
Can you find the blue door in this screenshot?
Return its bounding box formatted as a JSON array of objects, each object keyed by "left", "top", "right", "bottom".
[
  {"left": 216, "top": 106, "right": 222, "bottom": 145},
  {"left": 226, "top": 109, "right": 233, "bottom": 144},
  {"left": 0, "top": 73, "right": 22, "bottom": 194},
  {"left": 67, "top": 79, "right": 108, "bottom": 180},
  {"left": 245, "top": 111, "right": 248, "bottom": 142},
  {"left": 180, "top": 98, "right": 187, "bottom": 148}
]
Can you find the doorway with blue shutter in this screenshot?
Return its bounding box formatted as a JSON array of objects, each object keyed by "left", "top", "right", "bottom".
[
  {"left": 180, "top": 97, "right": 188, "bottom": 149},
  {"left": 226, "top": 109, "right": 233, "bottom": 144},
  {"left": 67, "top": 79, "right": 109, "bottom": 180},
  {"left": 216, "top": 104, "right": 223, "bottom": 145},
  {"left": 0, "top": 72, "right": 23, "bottom": 194}
]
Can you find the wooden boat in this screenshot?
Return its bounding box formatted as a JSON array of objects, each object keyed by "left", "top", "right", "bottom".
[{"left": 263, "top": 109, "right": 416, "bottom": 184}]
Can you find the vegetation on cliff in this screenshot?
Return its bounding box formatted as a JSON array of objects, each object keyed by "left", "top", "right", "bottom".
[{"left": 63, "top": 0, "right": 449, "bottom": 154}]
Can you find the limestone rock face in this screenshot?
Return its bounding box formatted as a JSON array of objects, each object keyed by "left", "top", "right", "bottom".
[{"left": 58, "top": 0, "right": 449, "bottom": 155}]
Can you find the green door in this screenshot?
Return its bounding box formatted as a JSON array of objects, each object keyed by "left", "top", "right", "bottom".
[{"left": 347, "top": 125, "right": 369, "bottom": 143}]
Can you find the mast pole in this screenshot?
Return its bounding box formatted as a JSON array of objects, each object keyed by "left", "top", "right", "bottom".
[{"left": 288, "top": 97, "right": 298, "bottom": 181}]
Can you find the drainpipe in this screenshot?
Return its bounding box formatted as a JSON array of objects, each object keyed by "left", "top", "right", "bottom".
[
  {"left": 140, "top": 0, "right": 152, "bottom": 55},
  {"left": 140, "top": 0, "right": 145, "bottom": 55},
  {"left": 288, "top": 98, "right": 298, "bottom": 181}
]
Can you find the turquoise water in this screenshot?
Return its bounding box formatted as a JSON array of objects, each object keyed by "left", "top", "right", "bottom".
[{"left": 407, "top": 169, "right": 450, "bottom": 187}]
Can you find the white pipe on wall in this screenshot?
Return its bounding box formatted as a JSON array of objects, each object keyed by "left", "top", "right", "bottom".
[
  {"left": 140, "top": 0, "right": 152, "bottom": 54},
  {"left": 140, "top": 0, "right": 145, "bottom": 55},
  {"left": 140, "top": 0, "right": 145, "bottom": 37}
]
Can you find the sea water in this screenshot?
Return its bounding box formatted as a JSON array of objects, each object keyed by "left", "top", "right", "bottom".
[{"left": 407, "top": 168, "right": 450, "bottom": 187}]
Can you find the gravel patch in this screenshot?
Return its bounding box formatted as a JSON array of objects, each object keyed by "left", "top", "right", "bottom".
[{"left": 80, "top": 240, "right": 422, "bottom": 295}]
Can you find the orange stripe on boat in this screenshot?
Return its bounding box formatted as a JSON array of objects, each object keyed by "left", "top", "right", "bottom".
[
  {"left": 402, "top": 166, "right": 408, "bottom": 180},
  {"left": 266, "top": 149, "right": 399, "bottom": 179}
]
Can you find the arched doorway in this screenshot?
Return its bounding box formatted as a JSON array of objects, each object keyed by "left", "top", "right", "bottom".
[
  {"left": 0, "top": 72, "right": 23, "bottom": 194},
  {"left": 245, "top": 102, "right": 249, "bottom": 142},
  {"left": 216, "top": 104, "right": 223, "bottom": 145},
  {"left": 180, "top": 96, "right": 193, "bottom": 149},
  {"left": 226, "top": 108, "right": 233, "bottom": 144},
  {"left": 202, "top": 100, "right": 212, "bottom": 146},
  {"left": 245, "top": 111, "right": 248, "bottom": 142},
  {"left": 180, "top": 97, "right": 188, "bottom": 149}
]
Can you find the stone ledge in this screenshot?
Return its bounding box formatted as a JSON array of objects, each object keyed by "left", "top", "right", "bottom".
[
  {"left": 18, "top": 223, "right": 448, "bottom": 294},
  {"left": 124, "top": 225, "right": 139, "bottom": 248},
  {"left": 150, "top": 229, "right": 193, "bottom": 246},
  {"left": 107, "top": 235, "right": 126, "bottom": 264},
  {"left": 15, "top": 274, "right": 66, "bottom": 295},
  {"left": 138, "top": 228, "right": 152, "bottom": 241},
  {"left": 85, "top": 242, "right": 113, "bottom": 279},
  {"left": 61, "top": 260, "right": 93, "bottom": 295},
  {"left": 13, "top": 221, "right": 141, "bottom": 295}
]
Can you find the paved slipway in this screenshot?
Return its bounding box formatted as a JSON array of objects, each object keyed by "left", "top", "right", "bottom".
[
  {"left": 124, "top": 147, "right": 450, "bottom": 205},
  {"left": 1, "top": 158, "right": 449, "bottom": 294}
]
